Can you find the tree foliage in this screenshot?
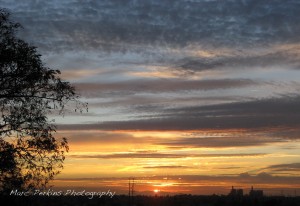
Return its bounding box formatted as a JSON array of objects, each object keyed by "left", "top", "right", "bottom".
[{"left": 0, "top": 9, "right": 86, "bottom": 192}]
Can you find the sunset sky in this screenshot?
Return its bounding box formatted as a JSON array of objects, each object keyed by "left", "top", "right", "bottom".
[{"left": 2, "top": 0, "right": 300, "bottom": 195}]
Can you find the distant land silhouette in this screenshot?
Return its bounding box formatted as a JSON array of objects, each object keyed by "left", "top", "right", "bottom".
[{"left": 1, "top": 188, "right": 300, "bottom": 206}]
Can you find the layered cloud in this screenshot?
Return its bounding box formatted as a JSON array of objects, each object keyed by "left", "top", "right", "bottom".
[
  {"left": 2, "top": 0, "right": 300, "bottom": 194},
  {"left": 58, "top": 95, "right": 300, "bottom": 131},
  {"left": 3, "top": 0, "right": 300, "bottom": 51},
  {"left": 3, "top": 0, "right": 300, "bottom": 76}
]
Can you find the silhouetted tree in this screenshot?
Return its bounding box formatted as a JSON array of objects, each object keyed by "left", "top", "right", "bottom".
[{"left": 0, "top": 9, "right": 86, "bottom": 193}]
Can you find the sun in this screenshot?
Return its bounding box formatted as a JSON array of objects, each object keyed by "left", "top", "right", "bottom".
[{"left": 153, "top": 189, "right": 160, "bottom": 193}]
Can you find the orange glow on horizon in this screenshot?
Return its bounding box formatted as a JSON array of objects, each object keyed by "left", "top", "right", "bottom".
[
  {"left": 52, "top": 128, "right": 300, "bottom": 195},
  {"left": 153, "top": 189, "right": 160, "bottom": 193}
]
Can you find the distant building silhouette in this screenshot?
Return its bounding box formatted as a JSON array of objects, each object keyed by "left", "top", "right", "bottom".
[
  {"left": 228, "top": 186, "right": 243, "bottom": 198},
  {"left": 228, "top": 186, "right": 265, "bottom": 199},
  {"left": 249, "top": 186, "right": 263, "bottom": 198}
]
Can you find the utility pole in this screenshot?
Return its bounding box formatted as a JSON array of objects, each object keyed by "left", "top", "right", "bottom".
[{"left": 128, "top": 177, "right": 135, "bottom": 206}]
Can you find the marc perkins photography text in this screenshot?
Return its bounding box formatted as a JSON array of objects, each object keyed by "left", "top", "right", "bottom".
[{"left": 10, "top": 189, "right": 116, "bottom": 199}]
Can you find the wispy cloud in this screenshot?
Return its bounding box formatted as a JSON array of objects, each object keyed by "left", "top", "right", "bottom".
[
  {"left": 162, "top": 136, "right": 285, "bottom": 148},
  {"left": 266, "top": 163, "right": 300, "bottom": 172},
  {"left": 74, "top": 78, "right": 258, "bottom": 97},
  {"left": 69, "top": 152, "right": 266, "bottom": 159},
  {"left": 176, "top": 46, "right": 300, "bottom": 73},
  {"left": 143, "top": 165, "right": 192, "bottom": 169}
]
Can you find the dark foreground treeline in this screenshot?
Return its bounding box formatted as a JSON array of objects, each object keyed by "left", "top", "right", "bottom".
[{"left": 1, "top": 194, "right": 300, "bottom": 206}]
